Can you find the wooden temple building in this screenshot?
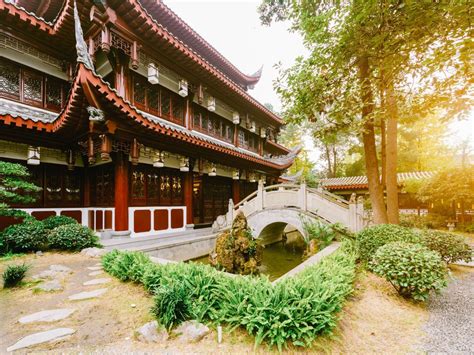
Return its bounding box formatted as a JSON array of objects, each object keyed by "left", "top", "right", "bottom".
[{"left": 0, "top": 0, "right": 297, "bottom": 237}]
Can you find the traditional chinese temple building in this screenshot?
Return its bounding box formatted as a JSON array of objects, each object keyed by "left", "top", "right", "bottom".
[{"left": 0, "top": 0, "right": 296, "bottom": 237}]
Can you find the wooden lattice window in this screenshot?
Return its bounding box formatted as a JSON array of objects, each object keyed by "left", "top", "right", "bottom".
[{"left": 0, "top": 59, "right": 20, "bottom": 100}]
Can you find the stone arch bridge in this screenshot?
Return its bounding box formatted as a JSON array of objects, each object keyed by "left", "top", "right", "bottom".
[{"left": 212, "top": 183, "right": 365, "bottom": 244}]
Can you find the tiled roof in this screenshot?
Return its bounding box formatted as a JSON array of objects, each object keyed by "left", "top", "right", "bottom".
[
  {"left": 0, "top": 98, "right": 58, "bottom": 122},
  {"left": 320, "top": 172, "right": 434, "bottom": 190}
]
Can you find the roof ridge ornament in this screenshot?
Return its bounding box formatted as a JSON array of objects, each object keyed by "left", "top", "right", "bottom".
[{"left": 74, "top": 0, "right": 94, "bottom": 70}]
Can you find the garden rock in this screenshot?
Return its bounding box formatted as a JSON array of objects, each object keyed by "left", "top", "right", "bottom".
[
  {"left": 35, "top": 279, "right": 63, "bottom": 292},
  {"left": 32, "top": 270, "right": 58, "bottom": 280},
  {"left": 68, "top": 288, "right": 108, "bottom": 301},
  {"left": 81, "top": 247, "right": 106, "bottom": 258},
  {"left": 35, "top": 251, "right": 43, "bottom": 256},
  {"left": 7, "top": 328, "right": 75, "bottom": 352},
  {"left": 19, "top": 309, "right": 76, "bottom": 324},
  {"left": 136, "top": 321, "right": 168, "bottom": 343},
  {"left": 87, "top": 266, "right": 102, "bottom": 271},
  {"left": 173, "top": 320, "right": 210, "bottom": 343},
  {"left": 50, "top": 264, "right": 72, "bottom": 273},
  {"left": 83, "top": 278, "right": 111, "bottom": 286}
]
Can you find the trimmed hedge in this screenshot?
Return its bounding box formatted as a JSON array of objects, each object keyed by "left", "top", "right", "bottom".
[
  {"left": 102, "top": 241, "right": 357, "bottom": 350},
  {"left": 420, "top": 230, "right": 473, "bottom": 264},
  {"left": 369, "top": 242, "right": 447, "bottom": 301},
  {"left": 1, "top": 219, "right": 48, "bottom": 253},
  {"left": 356, "top": 224, "right": 421, "bottom": 261},
  {"left": 42, "top": 215, "right": 77, "bottom": 230},
  {"left": 48, "top": 223, "right": 100, "bottom": 251}
]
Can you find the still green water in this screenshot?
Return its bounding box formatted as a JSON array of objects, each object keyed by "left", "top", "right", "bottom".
[{"left": 192, "top": 241, "right": 304, "bottom": 281}]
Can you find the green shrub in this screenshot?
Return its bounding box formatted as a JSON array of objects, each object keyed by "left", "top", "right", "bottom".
[
  {"left": 101, "top": 241, "right": 357, "bottom": 350},
  {"left": 303, "top": 220, "right": 337, "bottom": 248},
  {"left": 47, "top": 223, "right": 100, "bottom": 251},
  {"left": 420, "top": 230, "right": 473, "bottom": 264},
  {"left": 152, "top": 281, "right": 192, "bottom": 330},
  {"left": 369, "top": 242, "right": 447, "bottom": 301},
  {"left": 356, "top": 224, "right": 421, "bottom": 261},
  {"left": 42, "top": 215, "right": 77, "bottom": 230},
  {"left": 103, "top": 250, "right": 153, "bottom": 282},
  {"left": 2, "top": 263, "right": 30, "bottom": 288},
  {"left": 1, "top": 219, "right": 48, "bottom": 253},
  {"left": 399, "top": 214, "right": 446, "bottom": 230}
]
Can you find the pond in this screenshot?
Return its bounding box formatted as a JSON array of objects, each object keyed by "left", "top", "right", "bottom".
[{"left": 191, "top": 240, "right": 305, "bottom": 281}]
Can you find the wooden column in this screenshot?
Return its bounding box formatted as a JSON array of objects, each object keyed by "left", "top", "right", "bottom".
[
  {"left": 114, "top": 152, "right": 129, "bottom": 231},
  {"left": 183, "top": 171, "right": 193, "bottom": 226},
  {"left": 232, "top": 180, "right": 240, "bottom": 204}
]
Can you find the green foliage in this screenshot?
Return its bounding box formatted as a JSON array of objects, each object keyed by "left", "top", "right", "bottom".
[
  {"left": 302, "top": 219, "right": 337, "bottom": 249},
  {"left": 417, "top": 167, "right": 474, "bottom": 218},
  {"left": 152, "top": 281, "right": 192, "bottom": 330},
  {"left": 399, "top": 214, "right": 446, "bottom": 230},
  {"left": 47, "top": 224, "right": 100, "bottom": 251},
  {"left": 356, "top": 224, "right": 421, "bottom": 262},
  {"left": 0, "top": 160, "right": 41, "bottom": 219},
  {"left": 42, "top": 215, "right": 77, "bottom": 231},
  {"left": 2, "top": 263, "right": 30, "bottom": 288},
  {"left": 102, "top": 241, "right": 357, "bottom": 350},
  {"left": 420, "top": 230, "right": 473, "bottom": 264},
  {"left": 1, "top": 219, "right": 48, "bottom": 253},
  {"left": 369, "top": 242, "right": 447, "bottom": 301}
]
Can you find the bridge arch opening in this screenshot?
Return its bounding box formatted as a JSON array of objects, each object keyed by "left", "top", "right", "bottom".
[{"left": 257, "top": 223, "right": 306, "bottom": 280}]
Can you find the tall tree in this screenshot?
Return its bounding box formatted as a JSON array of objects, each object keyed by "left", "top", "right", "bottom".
[{"left": 259, "top": 0, "right": 472, "bottom": 224}]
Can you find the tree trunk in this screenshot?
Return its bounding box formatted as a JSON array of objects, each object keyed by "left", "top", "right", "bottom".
[
  {"left": 381, "top": 117, "right": 387, "bottom": 189},
  {"left": 358, "top": 56, "right": 388, "bottom": 224},
  {"left": 324, "top": 144, "right": 334, "bottom": 178},
  {"left": 386, "top": 81, "right": 399, "bottom": 224}
]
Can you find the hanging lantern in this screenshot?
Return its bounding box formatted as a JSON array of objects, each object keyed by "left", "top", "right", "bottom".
[
  {"left": 153, "top": 151, "right": 165, "bottom": 168},
  {"left": 249, "top": 172, "right": 257, "bottom": 183},
  {"left": 178, "top": 79, "right": 188, "bottom": 97},
  {"left": 66, "top": 149, "right": 76, "bottom": 171},
  {"left": 232, "top": 111, "right": 240, "bottom": 125},
  {"left": 260, "top": 127, "right": 266, "bottom": 138},
  {"left": 232, "top": 169, "right": 240, "bottom": 180},
  {"left": 27, "top": 146, "right": 40, "bottom": 165},
  {"left": 180, "top": 157, "right": 190, "bottom": 172},
  {"left": 197, "top": 84, "right": 204, "bottom": 104},
  {"left": 147, "top": 63, "right": 159, "bottom": 84},
  {"left": 208, "top": 163, "right": 217, "bottom": 177},
  {"left": 100, "top": 134, "right": 112, "bottom": 161},
  {"left": 207, "top": 96, "right": 216, "bottom": 112},
  {"left": 131, "top": 138, "right": 140, "bottom": 165},
  {"left": 249, "top": 121, "right": 256, "bottom": 133}
]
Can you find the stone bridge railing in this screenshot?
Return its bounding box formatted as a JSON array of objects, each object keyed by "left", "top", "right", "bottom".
[{"left": 212, "top": 182, "right": 365, "bottom": 234}]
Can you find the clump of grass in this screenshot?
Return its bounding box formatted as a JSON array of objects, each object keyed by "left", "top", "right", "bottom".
[
  {"left": 0, "top": 252, "right": 26, "bottom": 261},
  {"left": 2, "top": 263, "right": 30, "bottom": 288}
]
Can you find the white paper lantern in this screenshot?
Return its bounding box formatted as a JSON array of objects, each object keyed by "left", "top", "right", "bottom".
[
  {"left": 147, "top": 63, "right": 159, "bottom": 84},
  {"left": 180, "top": 157, "right": 190, "bottom": 172},
  {"left": 232, "top": 111, "right": 240, "bottom": 124},
  {"left": 178, "top": 79, "right": 188, "bottom": 97},
  {"left": 207, "top": 96, "right": 216, "bottom": 112},
  {"left": 27, "top": 146, "right": 40, "bottom": 165}
]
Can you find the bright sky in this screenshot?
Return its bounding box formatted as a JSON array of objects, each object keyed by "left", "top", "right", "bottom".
[{"left": 166, "top": 0, "right": 473, "bottom": 163}]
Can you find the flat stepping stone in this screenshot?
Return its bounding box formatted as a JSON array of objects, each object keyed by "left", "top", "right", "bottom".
[
  {"left": 35, "top": 279, "right": 63, "bottom": 292},
  {"left": 86, "top": 266, "right": 102, "bottom": 271},
  {"left": 94, "top": 263, "right": 102, "bottom": 267},
  {"left": 83, "top": 278, "right": 111, "bottom": 286},
  {"left": 19, "top": 309, "right": 76, "bottom": 324},
  {"left": 88, "top": 270, "right": 104, "bottom": 276},
  {"left": 68, "top": 288, "right": 107, "bottom": 301},
  {"left": 50, "top": 265, "right": 72, "bottom": 273},
  {"left": 7, "top": 328, "right": 75, "bottom": 352}
]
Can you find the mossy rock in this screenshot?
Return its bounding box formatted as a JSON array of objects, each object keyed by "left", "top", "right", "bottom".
[{"left": 209, "top": 212, "right": 262, "bottom": 275}]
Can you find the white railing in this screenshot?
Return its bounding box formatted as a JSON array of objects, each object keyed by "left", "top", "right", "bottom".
[
  {"left": 213, "top": 182, "right": 365, "bottom": 233},
  {"left": 19, "top": 207, "right": 114, "bottom": 233}
]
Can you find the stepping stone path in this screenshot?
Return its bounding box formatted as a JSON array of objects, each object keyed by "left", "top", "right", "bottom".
[
  {"left": 32, "top": 264, "right": 73, "bottom": 280},
  {"left": 68, "top": 288, "right": 108, "bottom": 301},
  {"left": 35, "top": 279, "right": 63, "bottom": 292},
  {"left": 7, "top": 328, "right": 76, "bottom": 352},
  {"left": 19, "top": 309, "right": 76, "bottom": 324},
  {"left": 81, "top": 247, "right": 107, "bottom": 258},
  {"left": 88, "top": 270, "right": 104, "bottom": 276},
  {"left": 83, "top": 278, "right": 111, "bottom": 286},
  {"left": 86, "top": 266, "right": 102, "bottom": 271}
]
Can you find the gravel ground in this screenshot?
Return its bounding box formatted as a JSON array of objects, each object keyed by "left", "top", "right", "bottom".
[{"left": 422, "top": 270, "right": 474, "bottom": 354}]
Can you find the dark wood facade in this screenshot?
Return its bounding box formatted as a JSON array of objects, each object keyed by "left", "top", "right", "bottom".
[{"left": 0, "top": 0, "right": 296, "bottom": 236}]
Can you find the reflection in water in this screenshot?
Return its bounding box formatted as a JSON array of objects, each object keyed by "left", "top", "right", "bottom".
[{"left": 192, "top": 240, "right": 305, "bottom": 281}]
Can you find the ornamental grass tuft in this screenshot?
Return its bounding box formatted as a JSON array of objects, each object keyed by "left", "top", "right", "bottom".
[{"left": 2, "top": 263, "right": 30, "bottom": 288}]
